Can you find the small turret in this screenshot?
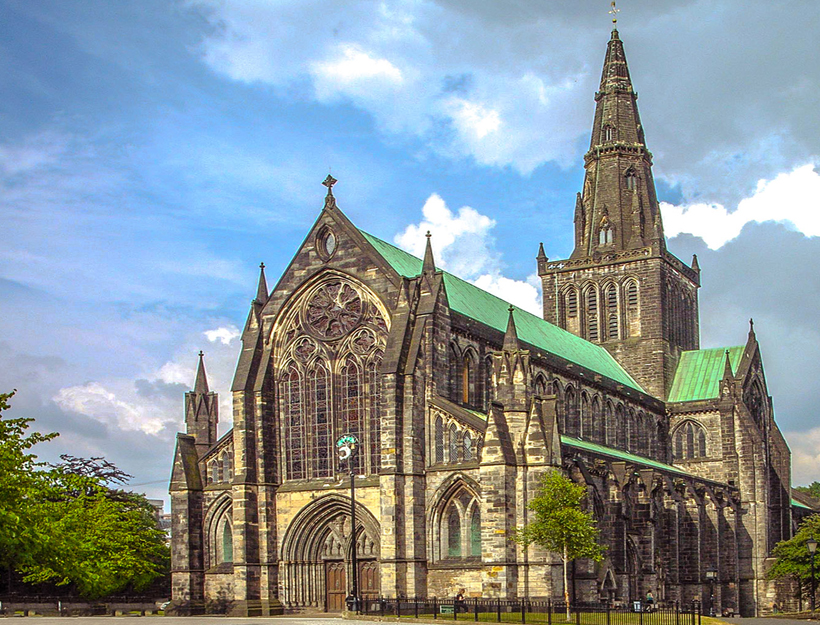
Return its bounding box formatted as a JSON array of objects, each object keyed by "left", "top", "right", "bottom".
[
  {"left": 185, "top": 351, "right": 218, "bottom": 458},
  {"left": 256, "top": 262, "right": 269, "bottom": 304}
]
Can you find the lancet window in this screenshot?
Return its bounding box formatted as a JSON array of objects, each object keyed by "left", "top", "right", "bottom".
[
  {"left": 672, "top": 421, "right": 707, "bottom": 460},
  {"left": 435, "top": 485, "right": 481, "bottom": 563},
  {"left": 276, "top": 277, "right": 389, "bottom": 481}
]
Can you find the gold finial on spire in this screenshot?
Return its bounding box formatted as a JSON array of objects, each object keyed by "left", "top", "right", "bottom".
[{"left": 609, "top": 0, "right": 619, "bottom": 24}]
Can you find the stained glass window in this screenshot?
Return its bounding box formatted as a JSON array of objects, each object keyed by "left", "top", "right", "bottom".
[
  {"left": 463, "top": 431, "right": 473, "bottom": 461},
  {"left": 368, "top": 354, "right": 382, "bottom": 475},
  {"left": 470, "top": 507, "right": 481, "bottom": 557},
  {"left": 221, "top": 521, "right": 233, "bottom": 563},
  {"left": 310, "top": 363, "right": 331, "bottom": 478},
  {"left": 449, "top": 424, "right": 459, "bottom": 463},
  {"left": 341, "top": 358, "right": 363, "bottom": 474},
  {"left": 447, "top": 507, "right": 461, "bottom": 558},
  {"left": 435, "top": 417, "right": 444, "bottom": 463},
  {"left": 284, "top": 367, "right": 305, "bottom": 480}
]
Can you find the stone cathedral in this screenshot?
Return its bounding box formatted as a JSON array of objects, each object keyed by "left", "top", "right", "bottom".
[{"left": 169, "top": 29, "right": 816, "bottom": 617}]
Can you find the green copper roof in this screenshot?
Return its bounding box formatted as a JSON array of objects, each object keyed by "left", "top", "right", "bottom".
[
  {"left": 667, "top": 346, "right": 744, "bottom": 403},
  {"left": 361, "top": 230, "right": 643, "bottom": 392},
  {"left": 561, "top": 435, "right": 693, "bottom": 478},
  {"left": 792, "top": 498, "right": 813, "bottom": 510}
]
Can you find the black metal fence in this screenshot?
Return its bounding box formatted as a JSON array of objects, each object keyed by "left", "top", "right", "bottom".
[{"left": 359, "top": 598, "right": 702, "bottom": 625}]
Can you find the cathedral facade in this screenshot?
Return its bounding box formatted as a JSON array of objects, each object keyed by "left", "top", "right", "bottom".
[{"left": 169, "top": 29, "right": 812, "bottom": 617}]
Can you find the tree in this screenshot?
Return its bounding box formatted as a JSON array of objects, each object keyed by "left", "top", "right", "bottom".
[
  {"left": 0, "top": 390, "right": 169, "bottom": 599},
  {"left": 769, "top": 514, "right": 820, "bottom": 610},
  {"left": 795, "top": 483, "right": 820, "bottom": 500},
  {"left": 515, "top": 470, "right": 604, "bottom": 618}
]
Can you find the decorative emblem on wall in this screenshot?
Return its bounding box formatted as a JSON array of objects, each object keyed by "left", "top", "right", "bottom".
[{"left": 306, "top": 282, "right": 363, "bottom": 339}]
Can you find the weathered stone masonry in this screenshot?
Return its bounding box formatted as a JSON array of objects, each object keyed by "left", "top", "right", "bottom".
[{"left": 168, "top": 28, "right": 812, "bottom": 618}]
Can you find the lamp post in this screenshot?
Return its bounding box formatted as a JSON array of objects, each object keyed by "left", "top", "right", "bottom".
[
  {"left": 338, "top": 435, "right": 360, "bottom": 613},
  {"left": 807, "top": 537, "right": 817, "bottom": 613},
  {"left": 705, "top": 569, "right": 717, "bottom": 617}
]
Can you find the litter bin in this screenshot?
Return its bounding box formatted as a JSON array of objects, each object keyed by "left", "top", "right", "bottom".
[{"left": 345, "top": 595, "right": 359, "bottom": 612}]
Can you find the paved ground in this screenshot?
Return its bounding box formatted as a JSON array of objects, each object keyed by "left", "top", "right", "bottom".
[{"left": 4, "top": 619, "right": 362, "bottom": 624}]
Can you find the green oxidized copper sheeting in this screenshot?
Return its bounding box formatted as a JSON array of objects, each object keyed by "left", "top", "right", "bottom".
[
  {"left": 668, "top": 346, "right": 744, "bottom": 403},
  {"left": 561, "top": 435, "right": 694, "bottom": 478},
  {"left": 360, "top": 230, "right": 644, "bottom": 393},
  {"left": 791, "top": 498, "right": 812, "bottom": 510}
]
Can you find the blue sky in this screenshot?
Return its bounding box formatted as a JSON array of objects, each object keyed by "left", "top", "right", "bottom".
[{"left": 3, "top": 0, "right": 820, "bottom": 504}]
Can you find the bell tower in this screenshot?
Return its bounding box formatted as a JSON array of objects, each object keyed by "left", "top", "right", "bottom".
[{"left": 538, "top": 28, "right": 700, "bottom": 400}]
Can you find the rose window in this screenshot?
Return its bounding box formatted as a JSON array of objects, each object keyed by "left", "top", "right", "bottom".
[{"left": 306, "top": 282, "right": 363, "bottom": 339}]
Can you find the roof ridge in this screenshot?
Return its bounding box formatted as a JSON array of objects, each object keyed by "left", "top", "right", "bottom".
[{"left": 359, "top": 228, "right": 644, "bottom": 392}]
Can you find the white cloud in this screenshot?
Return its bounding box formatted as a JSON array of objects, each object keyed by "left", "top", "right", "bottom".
[
  {"left": 662, "top": 163, "right": 820, "bottom": 249},
  {"left": 51, "top": 324, "right": 242, "bottom": 438},
  {"left": 786, "top": 427, "right": 820, "bottom": 486},
  {"left": 312, "top": 44, "right": 403, "bottom": 87},
  {"left": 395, "top": 193, "right": 541, "bottom": 315},
  {"left": 191, "top": 0, "right": 595, "bottom": 173},
  {"left": 204, "top": 325, "right": 241, "bottom": 345},
  {"left": 54, "top": 382, "right": 168, "bottom": 435}
]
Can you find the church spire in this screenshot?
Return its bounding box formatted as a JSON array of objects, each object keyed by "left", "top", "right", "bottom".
[
  {"left": 571, "top": 28, "right": 665, "bottom": 259},
  {"left": 255, "top": 262, "right": 269, "bottom": 304},
  {"left": 422, "top": 231, "right": 436, "bottom": 275},
  {"left": 503, "top": 305, "right": 520, "bottom": 351},
  {"left": 194, "top": 350, "right": 209, "bottom": 394}
]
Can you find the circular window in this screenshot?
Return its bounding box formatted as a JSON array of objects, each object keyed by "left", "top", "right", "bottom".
[
  {"left": 305, "top": 281, "right": 363, "bottom": 339},
  {"left": 316, "top": 226, "right": 337, "bottom": 261}
]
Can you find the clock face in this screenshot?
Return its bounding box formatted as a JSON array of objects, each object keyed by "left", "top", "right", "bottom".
[{"left": 305, "top": 282, "right": 363, "bottom": 339}]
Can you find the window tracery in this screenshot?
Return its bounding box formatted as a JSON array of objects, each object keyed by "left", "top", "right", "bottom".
[
  {"left": 672, "top": 421, "right": 707, "bottom": 461},
  {"left": 276, "top": 276, "right": 389, "bottom": 481}
]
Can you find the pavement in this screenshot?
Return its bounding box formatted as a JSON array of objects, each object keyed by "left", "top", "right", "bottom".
[{"left": 2, "top": 619, "right": 361, "bottom": 624}]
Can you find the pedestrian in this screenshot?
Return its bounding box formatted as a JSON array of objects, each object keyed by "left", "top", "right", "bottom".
[
  {"left": 645, "top": 591, "right": 654, "bottom": 612},
  {"left": 455, "top": 588, "right": 467, "bottom": 613}
]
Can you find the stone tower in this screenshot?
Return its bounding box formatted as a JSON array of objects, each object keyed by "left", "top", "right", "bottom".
[
  {"left": 538, "top": 29, "right": 700, "bottom": 399},
  {"left": 185, "top": 351, "right": 218, "bottom": 458}
]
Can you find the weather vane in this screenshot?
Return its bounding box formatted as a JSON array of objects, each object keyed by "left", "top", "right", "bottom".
[{"left": 609, "top": 0, "right": 619, "bottom": 24}]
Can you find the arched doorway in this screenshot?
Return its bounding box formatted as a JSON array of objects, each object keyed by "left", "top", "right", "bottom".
[{"left": 280, "top": 494, "right": 380, "bottom": 611}]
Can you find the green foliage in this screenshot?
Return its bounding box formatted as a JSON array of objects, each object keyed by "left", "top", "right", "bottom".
[
  {"left": 795, "top": 483, "right": 820, "bottom": 500},
  {"left": 769, "top": 514, "right": 820, "bottom": 591},
  {"left": 0, "top": 391, "right": 169, "bottom": 599},
  {"left": 516, "top": 470, "right": 605, "bottom": 563}
]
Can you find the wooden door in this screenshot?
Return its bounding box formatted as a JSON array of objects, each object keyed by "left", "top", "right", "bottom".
[
  {"left": 325, "top": 561, "right": 346, "bottom": 612},
  {"left": 359, "top": 560, "right": 380, "bottom": 601}
]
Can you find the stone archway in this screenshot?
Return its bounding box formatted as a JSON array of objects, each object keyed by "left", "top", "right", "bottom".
[{"left": 280, "top": 494, "right": 380, "bottom": 611}]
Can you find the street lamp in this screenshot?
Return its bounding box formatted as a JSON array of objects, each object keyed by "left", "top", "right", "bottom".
[
  {"left": 337, "top": 435, "right": 360, "bottom": 613},
  {"left": 807, "top": 537, "right": 817, "bottom": 613},
  {"left": 705, "top": 569, "right": 718, "bottom": 617}
]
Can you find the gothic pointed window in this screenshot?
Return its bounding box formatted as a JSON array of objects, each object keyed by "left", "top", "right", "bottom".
[
  {"left": 625, "top": 170, "right": 637, "bottom": 191},
  {"left": 310, "top": 363, "right": 332, "bottom": 478},
  {"left": 470, "top": 507, "right": 481, "bottom": 557},
  {"left": 435, "top": 416, "right": 444, "bottom": 463},
  {"left": 603, "top": 124, "right": 615, "bottom": 142},
  {"left": 341, "top": 358, "right": 363, "bottom": 474},
  {"left": 599, "top": 218, "right": 613, "bottom": 245},
  {"left": 615, "top": 404, "right": 626, "bottom": 449},
  {"left": 564, "top": 386, "right": 579, "bottom": 437},
  {"left": 284, "top": 366, "right": 306, "bottom": 480},
  {"left": 585, "top": 287, "right": 599, "bottom": 342},
  {"left": 368, "top": 353, "right": 382, "bottom": 475},
  {"left": 672, "top": 421, "right": 708, "bottom": 461},
  {"left": 449, "top": 424, "right": 459, "bottom": 463},
  {"left": 484, "top": 356, "right": 493, "bottom": 411},
  {"left": 449, "top": 344, "right": 460, "bottom": 403},
  {"left": 447, "top": 507, "right": 462, "bottom": 558},
  {"left": 463, "top": 431, "right": 473, "bottom": 461},
  {"left": 462, "top": 354, "right": 476, "bottom": 406},
  {"left": 605, "top": 283, "right": 619, "bottom": 340},
  {"left": 221, "top": 521, "right": 233, "bottom": 563},
  {"left": 624, "top": 279, "right": 640, "bottom": 338},
  {"left": 566, "top": 288, "right": 578, "bottom": 318}
]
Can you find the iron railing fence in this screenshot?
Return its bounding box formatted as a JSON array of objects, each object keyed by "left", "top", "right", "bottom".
[{"left": 359, "top": 598, "right": 702, "bottom": 625}]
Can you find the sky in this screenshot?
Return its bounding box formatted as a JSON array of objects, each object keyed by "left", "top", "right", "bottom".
[{"left": 3, "top": 0, "right": 820, "bottom": 505}]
